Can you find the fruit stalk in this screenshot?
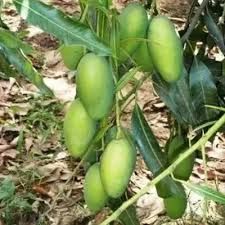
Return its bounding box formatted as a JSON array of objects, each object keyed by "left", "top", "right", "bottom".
[
  {"left": 80, "top": 4, "right": 89, "bottom": 23},
  {"left": 100, "top": 113, "right": 225, "bottom": 225}
]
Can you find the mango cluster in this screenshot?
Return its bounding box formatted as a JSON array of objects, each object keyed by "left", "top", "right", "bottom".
[
  {"left": 62, "top": 1, "right": 186, "bottom": 217},
  {"left": 63, "top": 51, "right": 136, "bottom": 212},
  {"left": 118, "top": 3, "right": 183, "bottom": 83}
]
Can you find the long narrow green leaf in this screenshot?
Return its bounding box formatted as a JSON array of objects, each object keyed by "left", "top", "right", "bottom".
[
  {"left": 109, "top": 198, "right": 140, "bottom": 225},
  {"left": 13, "top": 0, "right": 111, "bottom": 56},
  {"left": 189, "top": 60, "right": 219, "bottom": 123},
  {"left": 203, "top": 9, "right": 225, "bottom": 55},
  {"left": 132, "top": 104, "right": 166, "bottom": 174},
  {"left": 0, "top": 44, "right": 53, "bottom": 95},
  {"left": 131, "top": 104, "right": 185, "bottom": 198},
  {"left": 118, "top": 205, "right": 140, "bottom": 225},
  {"left": 153, "top": 69, "right": 197, "bottom": 126},
  {"left": 0, "top": 28, "right": 33, "bottom": 54},
  {"left": 183, "top": 181, "right": 225, "bottom": 205}
]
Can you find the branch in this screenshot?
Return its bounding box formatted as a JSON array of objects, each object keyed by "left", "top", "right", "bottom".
[
  {"left": 100, "top": 113, "right": 225, "bottom": 225},
  {"left": 181, "top": 0, "right": 210, "bottom": 43}
]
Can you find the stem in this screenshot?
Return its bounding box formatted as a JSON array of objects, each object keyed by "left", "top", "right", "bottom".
[
  {"left": 201, "top": 140, "right": 208, "bottom": 222},
  {"left": 80, "top": 4, "right": 89, "bottom": 23},
  {"left": 100, "top": 113, "right": 225, "bottom": 225},
  {"left": 181, "top": 0, "right": 210, "bottom": 43},
  {"left": 96, "top": 11, "right": 100, "bottom": 36},
  {"left": 115, "top": 92, "right": 122, "bottom": 139},
  {"left": 110, "top": 14, "right": 121, "bottom": 138}
]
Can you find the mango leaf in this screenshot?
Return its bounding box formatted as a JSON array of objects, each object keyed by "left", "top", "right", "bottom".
[
  {"left": 183, "top": 181, "right": 225, "bottom": 204},
  {"left": 0, "top": 28, "right": 33, "bottom": 54},
  {"left": 189, "top": 60, "right": 219, "bottom": 123},
  {"left": 132, "top": 104, "right": 167, "bottom": 174},
  {"left": 109, "top": 197, "right": 140, "bottom": 225},
  {"left": 13, "top": 0, "right": 112, "bottom": 56},
  {"left": 152, "top": 69, "right": 197, "bottom": 126},
  {"left": 131, "top": 104, "right": 186, "bottom": 198},
  {"left": 118, "top": 205, "right": 140, "bottom": 225},
  {"left": 203, "top": 9, "right": 225, "bottom": 55},
  {"left": 0, "top": 44, "right": 53, "bottom": 95},
  {"left": 202, "top": 58, "right": 225, "bottom": 101}
]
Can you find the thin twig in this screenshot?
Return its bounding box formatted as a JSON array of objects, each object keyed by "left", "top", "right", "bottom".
[
  {"left": 181, "top": 0, "right": 210, "bottom": 43},
  {"left": 100, "top": 113, "right": 225, "bottom": 225}
]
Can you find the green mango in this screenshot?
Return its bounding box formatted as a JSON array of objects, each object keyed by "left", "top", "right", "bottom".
[
  {"left": 168, "top": 135, "right": 195, "bottom": 181},
  {"left": 163, "top": 184, "right": 187, "bottom": 219},
  {"left": 63, "top": 99, "right": 96, "bottom": 158},
  {"left": 59, "top": 45, "right": 85, "bottom": 70},
  {"left": 84, "top": 163, "right": 108, "bottom": 212},
  {"left": 132, "top": 39, "right": 154, "bottom": 73},
  {"left": 148, "top": 16, "right": 183, "bottom": 82},
  {"left": 100, "top": 138, "right": 136, "bottom": 198},
  {"left": 118, "top": 3, "right": 148, "bottom": 63},
  {"left": 77, "top": 53, "right": 115, "bottom": 120}
]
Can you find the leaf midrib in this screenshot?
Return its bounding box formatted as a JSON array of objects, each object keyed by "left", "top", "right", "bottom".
[
  {"left": 135, "top": 106, "right": 165, "bottom": 170},
  {"left": 14, "top": 0, "right": 110, "bottom": 55}
]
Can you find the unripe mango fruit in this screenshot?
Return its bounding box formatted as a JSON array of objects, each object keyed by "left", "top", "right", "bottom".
[
  {"left": 100, "top": 138, "right": 136, "bottom": 198},
  {"left": 118, "top": 3, "right": 148, "bottom": 63},
  {"left": 132, "top": 40, "right": 154, "bottom": 73},
  {"left": 77, "top": 53, "right": 115, "bottom": 120},
  {"left": 148, "top": 16, "right": 183, "bottom": 82},
  {"left": 84, "top": 163, "right": 108, "bottom": 212},
  {"left": 168, "top": 136, "right": 195, "bottom": 181},
  {"left": 164, "top": 184, "right": 187, "bottom": 219},
  {"left": 59, "top": 45, "right": 85, "bottom": 70},
  {"left": 63, "top": 99, "right": 96, "bottom": 158}
]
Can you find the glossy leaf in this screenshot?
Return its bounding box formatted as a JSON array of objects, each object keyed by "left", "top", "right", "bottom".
[
  {"left": 203, "top": 9, "right": 225, "bottom": 55},
  {"left": 132, "top": 104, "right": 167, "bottom": 174},
  {"left": 0, "top": 28, "right": 33, "bottom": 54},
  {"left": 189, "top": 60, "right": 219, "bottom": 123},
  {"left": 118, "top": 205, "right": 140, "bottom": 225},
  {"left": 0, "top": 44, "right": 53, "bottom": 95},
  {"left": 153, "top": 69, "right": 197, "bottom": 126},
  {"left": 202, "top": 58, "right": 225, "bottom": 100},
  {"left": 131, "top": 104, "right": 186, "bottom": 198},
  {"left": 183, "top": 181, "right": 225, "bottom": 204},
  {"left": 13, "top": 0, "right": 111, "bottom": 56},
  {"left": 109, "top": 197, "right": 140, "bottom": 225}
]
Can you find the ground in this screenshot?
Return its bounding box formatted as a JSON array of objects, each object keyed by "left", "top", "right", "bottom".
[{"left": 1, "top": 0, "right": 225, "bottom": 225}]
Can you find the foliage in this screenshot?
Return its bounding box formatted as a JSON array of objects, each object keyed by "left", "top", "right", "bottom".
[{"left": 1, "top": 0, "right": 225, "bottom": 224}]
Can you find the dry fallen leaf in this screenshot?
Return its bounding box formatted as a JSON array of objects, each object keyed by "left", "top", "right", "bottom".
[{"left": 44, "top": 77, "right": 76, "bottom": 102}]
